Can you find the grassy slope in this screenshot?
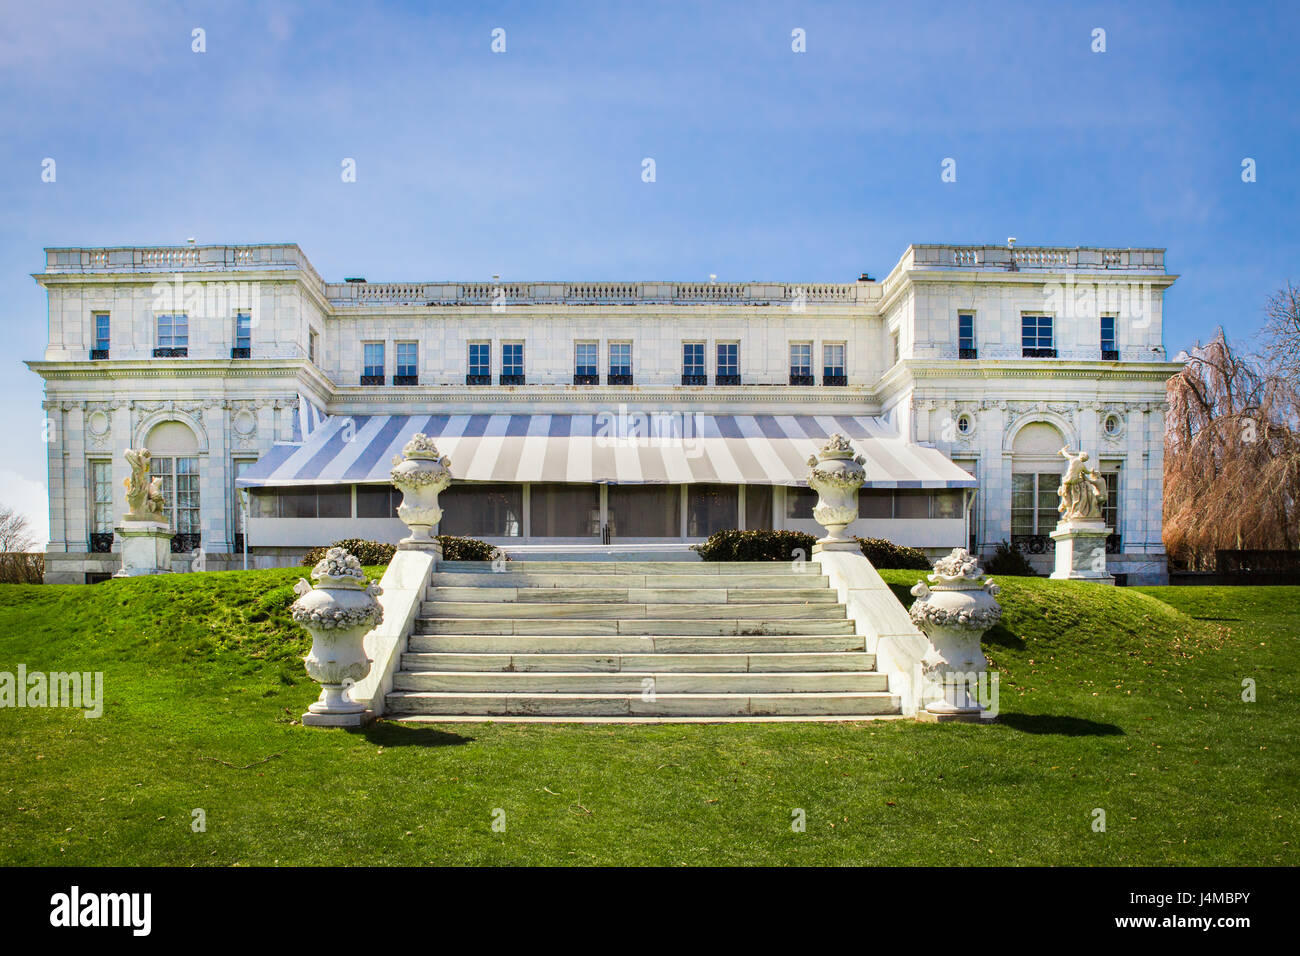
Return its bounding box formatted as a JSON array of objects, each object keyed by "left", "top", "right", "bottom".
[{"left": 0, "top": 569, "right": 1295, "bottom": 866}]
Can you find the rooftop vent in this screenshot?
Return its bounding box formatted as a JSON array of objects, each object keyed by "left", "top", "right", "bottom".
[{"left": 344, "top": 277, "right": 366, "bottom": 283}]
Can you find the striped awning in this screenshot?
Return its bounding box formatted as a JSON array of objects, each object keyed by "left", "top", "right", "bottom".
[{"left": 236, "top": 413, "right": 976, "bottom": 489}]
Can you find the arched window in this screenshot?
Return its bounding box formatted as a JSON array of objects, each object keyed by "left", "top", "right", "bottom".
[
  {"left": 146, "top": 421, "right": 201, "bottom": 544},
  {"left": 1010, "top": 422, "right": 1064, "bottom": 550}
]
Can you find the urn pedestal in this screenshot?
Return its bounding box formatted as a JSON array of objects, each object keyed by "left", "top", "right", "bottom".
[
  {"left": 389, "top": 433, "right": 452, "bottom": 555},
  {"left": 112, "top": 520, "right": 174, "bottom": 577},
  {"left": 908, "top": 549, "right": 1003, "bottom": 722},
  {"left": 1050, "top": 520, "right": 1115, "bottom": 585},
  {"left": 291, "top": 547, "right": 385, "bottom": 727},
  {"left": 807, "top": 434, "right": 867, "bottom": 553}
]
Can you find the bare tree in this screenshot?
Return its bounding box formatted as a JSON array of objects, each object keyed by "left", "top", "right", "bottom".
[
  {"left": 1164, "top": 328, "right": 1300, "bottom": 569},
  {"left": 0, "top": 506, "right": 36, "bottom": 553},
  {"left": 1262, "top": 281, "right": 1300, "bottom": 381}
]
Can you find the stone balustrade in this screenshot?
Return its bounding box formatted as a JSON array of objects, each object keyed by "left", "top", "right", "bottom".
[
  {"left": 43, "top": 244, "right": 326, "bottom": 287},
  {"left": 328, "top": 279, "right": 874, "bottom": 307},
  {"left": 901, "top": 244, "right": 1166, "bottom": 273}
]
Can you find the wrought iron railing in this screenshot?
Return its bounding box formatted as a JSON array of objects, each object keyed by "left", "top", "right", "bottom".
[
  {"left": 788, "top": 373, "right": 815, "bottom": 386},
  {"left": 1101, "top": 349, "right": 1120, "bottom": 362},
  {"left": 360, "top": 374, "right": 385, "bottom": 385},
  {"left": 499, "top": 374, "right": 526, "bottom": 386},
  {"left": 89, "top": 532, "right": 114, "bottom": 553},
  {"left": 1013, "top": 533, "right": 1122, "bottom": 554},
  {"left": 959, "top": 348, "right": 978, "bottom": 360},
  {"left": 681, "top": 374, "right": 708, "bottom": 386},
  {"left": 1022, "top": 347, "right": 1057, "bottom": 359},
  {"left": 393, "top": 374, "right": 419, "bottom": 385},
  {"left": 465, "top": 374, "right": 491, "bottom": 386},
  {"left": 153, "top": 347, "right": 188, "bottom": 358},
  {"left": 573, "top": 374, "right": 599, "bottom": 385},
  {"left": 90, "top": 349, "right": 109, "bottom": 360},
  {"left": 608, "top": 374, "right": 634, "bottom": 385},
  {"left": 171, "top": 533, "right": 201, "bottom": 554},
  {"left": 822, "top": 374, "right": 848, "bottom": 386},
  {"left": 231, "top": 347, "right": 251, "bottom": 359},
  {"left": 715, "top": 374, "right": 741, "bottom": 386}
]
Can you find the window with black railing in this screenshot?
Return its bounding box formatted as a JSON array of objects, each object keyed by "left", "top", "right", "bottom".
[
  {"left": 154, "top": 313, "right": 188, "bottom": 357},
  {"left": 959, "top": 313, "right": 977, "bottom": 359},
  {"left": 789, "top": 342, "right": 812, "bottom": 385},
  {"left": 468, "top": 341, "right": 491, "bottom": 385},
  {"left": 92, "top": 312, "right": 110, "bottom": 359},
  {"left": 1021, "top": 314, "right": 1055, "bottom": 358},
  {"left": 362, "top": 342, "right": 385, "bottom": 384},
  {"left": 394, "top": 341, "right": 418, "bottom": 385},
  {"left": 716, "top": 342, "right": 739, "bottom": 385},
  {"left": 575, "top": 342, "right": 598, "bottom": 384},
  {"left": 609, "top": 342, "right": 632, "bottom": 384},
  {"left": 501, "top": 342, "right": 524, "bottom": 385},
  {"left": 232, "top": 312, "right": 251, "bottom": 358},
  {"left": 1101, "top": 315, "right": 1119, "bottom": 361},
  {"left": 823, "top": 342, "right": 846, "bottom": 385},
  {"left": 89, "top": 460, "right": 113, "bottom": 552},
  {"left": 683, "top": 342, "right": 706, "bottom": 385}
]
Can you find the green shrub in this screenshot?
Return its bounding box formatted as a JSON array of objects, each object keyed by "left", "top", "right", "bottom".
[
  {"left": 301, "top": 535, "right": 500, "bottom": 567},
  {"left": 857, "top": 537, "right": 932, "bottom": 570},
  {"left": 437, "top": 534, "right": 500, "bottom": 561},
  {"left": 691, "top": 529, "right": 817, "bottom": 562},
  {"left": 982, "top": 540, "right": 1037, "bottom": 576}
]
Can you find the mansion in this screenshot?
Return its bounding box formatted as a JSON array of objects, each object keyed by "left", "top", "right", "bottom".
[{"left": 27, "top": 241, "right": 1180, "bottom": 584}]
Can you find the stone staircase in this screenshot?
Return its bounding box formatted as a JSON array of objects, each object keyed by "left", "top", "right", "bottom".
[{"left": 385, "top": 560, "right": 901, "bottom": 721}]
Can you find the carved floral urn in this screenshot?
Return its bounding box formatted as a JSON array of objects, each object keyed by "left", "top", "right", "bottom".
[
  {"left": 806, "top": 433, "right": 867, "bottom": 551},
  {"left": 908, "top": 548, "right": 1002, "bottom": 717},
  {"left": 389, "top": 433, "right": 452, "bottom": 551},
  {"left": 291, "top": 547, "right": 384, "bottom": 722}
]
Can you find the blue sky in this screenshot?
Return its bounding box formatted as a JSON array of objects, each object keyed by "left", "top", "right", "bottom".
[{"left": 1, "top": 0, "right": 1297, "bottom": 542}]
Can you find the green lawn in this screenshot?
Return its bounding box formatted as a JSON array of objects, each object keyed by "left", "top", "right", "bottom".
[{"left": 0, "top": 568, "right": 1295, "bottom": 865}]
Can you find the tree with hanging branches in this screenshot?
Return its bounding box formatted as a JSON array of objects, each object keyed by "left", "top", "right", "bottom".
[{"left": 1164, "top": 313, "right": 1300, "bottom": 570}]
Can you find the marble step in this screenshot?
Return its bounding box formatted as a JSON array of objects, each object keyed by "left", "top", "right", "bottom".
[
  {"left": 384, "top": 691, "right": 902, "bottom": 717},
  {"left": 418, "top": 601, "right": 847, "bottom": 620},
  {"left": 408, "top": 633, "right": 867, "bottom": 654},
  {"left": 423, "top": 586, "right": 838, "bottom": 604},
  {"left": 400, "top": 650, "right": 877, "bottom": 672},
  {"left": 427, "top": 572, "right": 829, "bottom": 589},
  {"left": 435, "top": 560, "right": 808, "bottom": 573},
  {"left": 393, "top": 670, "right": 888, "bottom": 694},
  {"left": 414, "top": 617, "right": 858, "bottom": 636}
]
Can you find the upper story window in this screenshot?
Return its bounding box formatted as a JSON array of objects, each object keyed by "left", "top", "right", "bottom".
[
  {"left": 609, "top": 342, "right": 632, "bottom": 384},
  {"left": 823, "top": 343, "right": 846, "bottom": 386},
  {"left": 91, "top": 312, "right": 110, "bottom": 359},
  {"left": 362, "top": 342, "right": 385, "bottom": 384},
  {"left": 1101, "top": 315, "right": 1119, "bottom": 360},
  {"left": 232, "top": 312, "right": 252, "bottom": 358},
  {"left": 468, "top": 341, "right": 491, "bottom": 385},
  {"left": 154, "top": 313, "right": 188, "bottom": 357},
  {"left": 890, "top": 330, "right": 900, "bottom": 366},
  {"left": 574, "top": 341, "right": 598, "bottom": 384},
  {"left": 501, "top": 342, "right": 525, "bottom": 384},
  {"left": 716, "top": 342, "right": 739, "bottom": 385},
  {"left": 308, "top": 328, "right": 319, "bottom": 364},
  {"left": 682, "top": 342, "right": 706, "bottom": 385},
  {"left": 395, "top": 341, "right": 418, "bottom": 384},
  {"left": 789, "top": 342, "right": 812, "bottom": 385},
  {"left": 1021, "top": 315, "right": 1056, "bottom": 358},
  {"left": 958, "top": 313, "right": 976, "bottom": 359}
]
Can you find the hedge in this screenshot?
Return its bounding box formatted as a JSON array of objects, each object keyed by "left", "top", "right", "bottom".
[
  {"left": 982, "top": 540, "right": 1037, "bottom": 576},
  {"left": 691, "top": 530, "right": 817, "bottom": 562},
  {"left": 301, "top": 535, "right": 499, "bottom": 567},
  {"left": 856, "top": 537, "right": 932, "bottom": 570}
]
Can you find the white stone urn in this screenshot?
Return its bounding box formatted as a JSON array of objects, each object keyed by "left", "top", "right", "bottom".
[
  {"left": 389, "top": 433, "right": 452, "bottom": 552},
  {"left": 806, "top": 433, "right": 867, "bottom": 552},
  {"left": 291, "top": 547, "right": 384, "bottom": 726},
  {"left": 908, "top": 548, "right": 1003, "bottom": 718}
]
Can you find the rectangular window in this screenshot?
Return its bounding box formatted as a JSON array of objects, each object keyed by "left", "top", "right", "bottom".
[
  {"left": 683, "top": 342, "right": 706, "bottom": 377},
  {"left": 156, "top": 313, "right": 188, "bottom": 350},
  {"left": 744, "top": 485, "right": 773, "bottom": 531},
  {"left": 231, "top": 459, "right": 255, "bottom": 541},
  {"left": 785, "top": 486, "right": 817, "bottom": 519},
  {"left": 890, "top": 330, "right": 900, "bottom": 365},
  {"left": 363, "top": 342, "right": 385, "bottom": 380},
  {"left": 501, "top": 342, "right": 524, "bottom": 382},
  {"left": 716, "top": 343, "right": 739, "bottom": 379},
  {"left": 89, "top": 460, "right": 113, "bottom": 533},
  {"left": 235, "top": 312, "right": 252, "bottom": 350},
  {"left": 308, "top": 328, "right": 319, "bottom": 364},
  {"left": 93, "top": 313, "right": 110, "bottom": 351},
  {"left": 858, "top": 491, "right": 892, "bottom": 519},
  {"left": 687, "top": 484, "right": 738, "bottom": 536},
  {"left": 531, "top": 483, "right": 600, "bottom": 537},
  {"left": 1022, "top": 315, "right": 1054, "bottom": 355},
  {"left": 790, "top": 343, "right": 812, "bottom": 377},
  {"left": 1102, "top": 471, "right": 1120, "bottom": 531},
  {"left": 152, "top": 457, "right": 201, "bottom": 534},
  {"left": 395, "top": 342, "right": 418, "bottom": 378},
  {"left": 1101, "top": 315, "right": 1118, "bottom": 359},
  {"left": 356, "top": 485, "right": 399, "bottom": 518},
  {"left": 575, "top": 342, "right": 598, "bottom": 377},
  {"left": 439, "top": 484, "right": 523, "bottom": 537},
  {"left": 608, "top": 485, "right": 680, "bottom": 537},
  {"left": 468, "top": 342, "right": 491, "bottom": 377},
  {"left": 1011, "top": 472, "right": 1060, "bottom": 536},
  {"left": 823, "top": 343, "right": 846, "bottom": 383},
  {"left": 959, "top": 313, "right": 975, "bottom": 356},
  {"left": 609, "top": 342, "right": 632, "bottom": 382},
  {"left": 894, "top": 490, "right": 930, "bottom": 520}
]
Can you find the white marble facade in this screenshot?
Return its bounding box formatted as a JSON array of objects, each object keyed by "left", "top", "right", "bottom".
[{"left": 27, "top": 243, "right": 1180, "bottom": 583}]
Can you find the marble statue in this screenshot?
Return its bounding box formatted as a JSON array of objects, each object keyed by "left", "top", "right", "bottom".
[
  {"left": 1056, "top": 447, "right": 1107, "bottom": 522},
  {"left": 123, "top": 448, "right": 166, "bottom": 521}
]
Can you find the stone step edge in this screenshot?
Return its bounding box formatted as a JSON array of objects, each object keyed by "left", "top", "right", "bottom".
[{"left": 389, "top": 714, "right": 908, "bottom": 724}]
